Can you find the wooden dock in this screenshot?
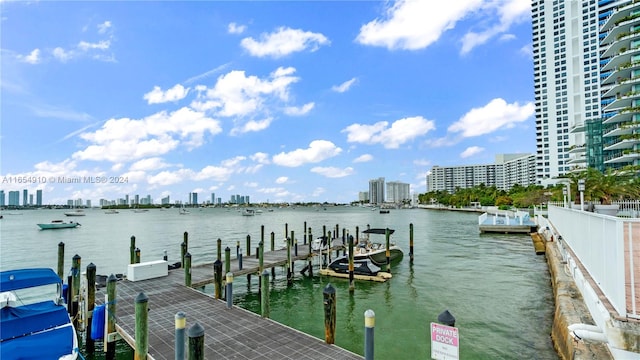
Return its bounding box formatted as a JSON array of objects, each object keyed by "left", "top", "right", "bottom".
[{"left": 95, "top": 244, "right": 362, "bottom": 359}]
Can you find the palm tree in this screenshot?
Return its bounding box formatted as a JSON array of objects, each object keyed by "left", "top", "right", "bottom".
[{"left": 584, "top": 167, "right": 639, "bottom": 204}]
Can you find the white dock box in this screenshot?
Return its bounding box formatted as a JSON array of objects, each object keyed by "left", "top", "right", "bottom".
[{"left": 127, "top": 260, "right": 168, "bottom": 281}]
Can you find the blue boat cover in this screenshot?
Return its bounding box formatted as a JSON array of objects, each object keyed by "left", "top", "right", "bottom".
[
  {"left": 0, "top": 320, "right": 74, "bottom": 359},
  {"left": 0, "top": 301, "right": 71, "bottom": 341},
  {"left": 91, "top": 304, "right": 105, "bottom": 340},
  {"left": 0, "top": 268, "right": 61, "bottom": 292}
]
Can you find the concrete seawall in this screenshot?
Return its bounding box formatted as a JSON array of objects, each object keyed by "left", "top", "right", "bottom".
[{"left": 545, "top": 239, "right": 613, "bottom": 359}]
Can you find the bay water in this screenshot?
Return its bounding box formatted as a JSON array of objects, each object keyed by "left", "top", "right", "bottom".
[{"left": 0, "top": 207, "right": 558, "bottom": 359}]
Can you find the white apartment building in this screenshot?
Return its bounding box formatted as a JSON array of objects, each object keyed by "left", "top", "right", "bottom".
[
  {"left": 368, "top": 177, "right": 385, "bottom": 205},
  {"left": 386, "top": 181, "right": 410, "bottom": 204}
]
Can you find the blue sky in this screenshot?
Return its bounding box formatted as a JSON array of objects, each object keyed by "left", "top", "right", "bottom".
[{"left": 1, "top": 0, "right": 534, "bottom": 205}]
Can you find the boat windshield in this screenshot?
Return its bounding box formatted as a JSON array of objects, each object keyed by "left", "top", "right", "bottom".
[{"left": 1, "top": 283, "right": 60, "bottom": 308}]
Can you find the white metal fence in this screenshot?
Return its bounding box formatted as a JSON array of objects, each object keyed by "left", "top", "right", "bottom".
[{"left": 547, "top": 205, "right": 640, "bottom": 319}]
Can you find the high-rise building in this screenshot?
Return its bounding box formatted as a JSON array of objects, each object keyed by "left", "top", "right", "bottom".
[
  {"left": 29, "top": 194, "right": 33, "bottom": 205},
  {"left": 161, "top": 196, "right": 171, "bottom": 205},
  {"left": 36, "top": 189, "right": 42, "bottom": 206},
  {"left": 189, "top": 192, "right": 198, "bottom": 205},
  {"left": 211, "top": 193, "right": 215, "bottom": 205},
  {"left": 532, "top": 0, "right": 640, "bottom": 181},
  {"left": 358, "top": 191, "right": 369, "bottom": 203},
  {"left": 386, "top": 181, "right": 411, "bottom": 204},
  {"left": 0, "top": 190, "right": 5, "bottom": 207},
  {"left": 426, "top": 154, "right": 536, "bottom": 193},
  {"left": 8, "top": 191, "right": 19, "bottom": 206},
  {"left": 22, "top": 189, "right": 28, "bottom": 206},
  {"left": 368, "top": 177, "right": 385, "bottom": 205}
]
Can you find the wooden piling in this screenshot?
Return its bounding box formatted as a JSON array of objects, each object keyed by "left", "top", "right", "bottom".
[
  {"left": 181, "top": 241, "right": 186, "bottom": 266},
  {"left": 106, "top": 274, "right": 117, "bottom": 359},
  {"left": 270, "top": 231, "right": 275, "bottom": 252},
  {"left": 304, "top": 221, "right": 307, "bottom": 244},
  {"left": 385, "top": 228, "right": 391, "bottom": 272},
  {"left": 225, "top": 247, "right": 231, "bottom": 274},
  {"left": 71, "top": 254, "right": 81, "bottom": 328},
  {"left": 213, "top": 260, "right": 222, "bottom": 299},
  {"left": 307, "top": 227, "right": 313, "bottom": 277},
  {"left": 409, "top": 223, "right": 414, "bottom": 262},
  {"left": 261, "top": 269, "right": 270, "bottom": 318},
  {"left": 130, "top": 236, "right": 136, "bottom": 264},
  {"left": 323, "top": 284, "right": 336, "bottom": 344},
  {"left": 135, "top": 248, "right": 141, "bottom": 264},
  {"left": 226, "top": 273, "right": 233, "bottom": 309},
  {"left": 245, "top": 235, "right": 251, "bottom": 257},
  {"left": 185, "top": 253, "right": 192, "bottom": 287},
  {"left": 134, "top": 292, "right": 149, "bottom": 360},
  {"left": 187, "top": 323, "right": 205, "bottom": 360},
  {"left": 356, "top": 226, "right": 359, "bottom": 245},
  {"left": 286, "top": 232, "right": 292, "bottom": 285},
  {"left": 57, "top": 242, "right": 64, "bottom": 280},
  {"left": 348, "top": 235, "right": 355, "bottom": 292},
  {"left": 86, "top": 263, "right": 97, "bottom": 354},
  {"left": 183, "top": 231, "right": 188, "bottom": 249},
  {"left": 217, "top": 239, "right": 222, "bottom": 262}
]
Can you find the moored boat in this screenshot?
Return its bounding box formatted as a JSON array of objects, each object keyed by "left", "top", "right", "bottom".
[
  {"left": 242, "top": 209, "right": 255, "bottom": 216},
  {"left": 350, "top": 228, "right": 404, "bottom": 265},
  {"left": 37, "top": 220, "right": 81, "bottom": 230},
  {"left": 64, "top": 209, "right": 85, "bottom": 216},
  {"left": 327, "top": 256, "right": 382, "bottom": 276},
  {"left": 1, "top": 268, "right": 79, "bottom": 359},
  {"left": 104, "top": 209, "right": 119, "bottom": 214}
]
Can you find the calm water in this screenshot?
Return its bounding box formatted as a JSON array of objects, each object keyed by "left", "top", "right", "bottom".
[{"left": 0, "top": 207, "right": 558, "bottom": 359}]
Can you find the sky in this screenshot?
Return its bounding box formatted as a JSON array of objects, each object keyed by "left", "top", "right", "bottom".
[{"left": 0, "top": 0, "right": 535, "bottom": 205}]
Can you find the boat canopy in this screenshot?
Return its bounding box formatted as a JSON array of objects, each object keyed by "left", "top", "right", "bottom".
[
  {"left": 0, "top": 268, "right": 61, "bottom": 293},
  {"left": 362, "top": 228, "right": 395, "bottom": 235}
]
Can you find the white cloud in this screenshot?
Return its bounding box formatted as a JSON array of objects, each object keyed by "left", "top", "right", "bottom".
[
  {"left": 230, "top": 118, "right": 273, "bottom": 135},
  {"left": 356, "top": 0, "right": 483, "bottom": 50},
  {"left": 460, "top": 146, "right": 485, "bottom": 158},
  {"left": 240, "top": 27, "right": 329, "bottom": 58},
  {"left": 78, "top": 40, "right": 110, "bottom": 51},
  {"left": 52, "top": 47, "right": 72, "bottom": 62},
  {"left": 73, "top": 107, "right": 222, "bottom": 162},
  {"left": 332, "top": 78, "right": 357, "bottom": 93},
  {"left": 275, "top": 176, "right": 289, "bottom": 184},
  {"left": 18, "top": 49, "right": 41, "bottom": 64},
  {"left": 97, "top": 21, "right": 112, "bottom": 34},
  {"left": 272, "top": 140, "right": 342, "bottom": 167},
  {"left": 447, "top": 98, "right": 534, "bottom": 137},
  {"left": 148, "top": 169, "right": 194, "bottom": 187},
  {"left": 250, "top": 152, "right": 271, "bottom": 164},
  {"left": 129, "top": 157, "right": 170, "bottom": 171},
  {"left": 413, "top": 159, "right": 431, "bottom": 166},
  {"left": 353, "top": 154, "right": 373, "bottom": 163},
  {"left": 228, "top": 22, "right": 247, "bottom": 34},
  {"left": 284, "top": 102, "right": 314, "bottom": 116},
  {"left": 343, "top": 116, "right": 435, "bottom": 149},
  {"left": 310, "top": 166, "right": 355, "bottom": 178},
  {"left": 143, "top": 84, "right": 190, "bottom": 104}
]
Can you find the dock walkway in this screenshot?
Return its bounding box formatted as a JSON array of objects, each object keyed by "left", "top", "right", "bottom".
[{"left": 96, "top": 244, "right": 361, "bottom": 359}]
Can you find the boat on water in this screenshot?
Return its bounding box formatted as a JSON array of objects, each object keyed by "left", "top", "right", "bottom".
[
  {"left": 379, "top": 209, "right": 390, "bottom": 214},
  {"left": 242, "top": 209, "right": 255, "bottom": 216},
  {"left": 104, "top": 209, "right": 119, "bottom": 214},
  {"left": 179, "top": 208, "right": 190, "bottom": 215},
  {"left": 37, "top": 220, "right": 81, "bottom": 230},
  {"left": 350, "top": 228, "right": 404, "bottom": 265},
  {"left": 64, "top": 209, "right": 85, "bottom": 217},
  {"left": 0, "top": 268, "right": 79, "bottom": 359},
  {"left": 478, "top": 211, "right": 537, "bottom": 234},
  {"left": 327, "top": 256, "right": 382, "bottom": 276}
]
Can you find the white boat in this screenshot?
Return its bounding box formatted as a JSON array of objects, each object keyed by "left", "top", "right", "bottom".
[
  {"left": 1, "top": 268, "right": 79, "bottom": 359},
  {"left": 242, "top": 209, "right": 255, "bottom": 216},
  {"left": 37, "top": 220, "right": 81, "bottom": 230},
  {"left": 349, "top": 228, "right": 404, "bottom": 265},
  {"left": 104, "top": 209, "right": 119, "bottom": 214},
  {"left": 64, "top": 209, "right": 85, "bottom": 216},
  {"left": 327, "top": 256, "right": 382, "bottom": 276},
  {"left": 179, "top": 208, "right": 190, "bottom": 215}
]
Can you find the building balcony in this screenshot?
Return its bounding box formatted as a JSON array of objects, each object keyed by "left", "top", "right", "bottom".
[
  {"left": 568, "top": 144, "right": 587, "bottom": 155},
  {"left": 604, "top": 150, "right": 640, "bottom": 164},
  {"left": 570, "top": 122, "right": 586, "bottom": 134},
  {"left": 602, "top": 91, "right": 640, "bottom": 112},
  {"left": 602, "top": 77, "right": 640, "bottom": 98},
  {"left": 603, "top": 137, "right": 640, "bottom": 151},
  {"left": 604, "top": 121, "right": 640, "bottom": 137},
  {"left": 603, "top": 110, "right": 634, "bottom": 125},
  {"left": 600, "top": 3, "right": 640, "bottom": 32}
]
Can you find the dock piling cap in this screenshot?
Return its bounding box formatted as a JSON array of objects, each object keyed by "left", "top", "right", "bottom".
[
  {"left": 135, "top": 292, "right": 149, "bottom": 304},
  {"left": 437, "top": 310, "right": 456, "bottom": 327},
  {"left": 188, "top": 322, "right": 205, "bottom": 338}
]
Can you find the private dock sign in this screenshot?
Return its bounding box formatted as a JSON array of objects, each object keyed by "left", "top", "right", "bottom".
[{"left": 430, "top": 322, "right": 459, "bottom": 360}]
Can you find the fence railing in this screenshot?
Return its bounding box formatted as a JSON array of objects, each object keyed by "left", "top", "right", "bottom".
[{"left": 548, "top": 205, "right": 640, "bottom": 319}]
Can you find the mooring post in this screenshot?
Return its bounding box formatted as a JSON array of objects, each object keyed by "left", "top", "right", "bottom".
[
  {"left": 184, "top": 253, "right": 192, "bottom": 287},
  {"left": 285, "top": 223, "right": 288, "bottom": 242},
  {"left": 187, "top": 323, "right": 205, "bottom": 360},
  {"left": 270, "top": 231, "right": 275, "bottom": 252},
  {"left": 307, "top": 227, "right": 313, "bottom": 277},
  {"left": 364, "top": 309, "right": 375, "bottom": 360},
  {"left": 135, "top": 292, "right": 149, "bottom": 360},
  {"left": 236, "top": 241, "right": 240, "bottom": 259},
  {"left": 385, "top": 228, "right": 391, "bottom": 272},
  {"left": 349, "top": 235, "right": 355, "bottom": 292},
  {"left": 261, "top": 224, "right": 265, "bottom": 248},
  {"left": 293, "top": 230, "right": 298, "bottom": 256},
  {"left": 86, "top": 263, "right": 97, "bottom": 354},
  {"left": 238, "top": 248, "right": 243, "bottom": 270},
  {"left": 135, "top": 248, "right": 141, "bottom": 264},
  {"left": 106, "top": 274, "right": 117, "bottom": 359},
  {"left": 286, "top": 233, "right": 292, "bottom": 286},
  {"left": 226, "top": 272, "right": 233, "bottom": 309},
  {"left": 327, "top": 230, "right": 333, "bottom": 264},
  {"left": 164, "top": 250, "right": 168, "bottom": 261},
  {"left": 183, "top": 231, "right": 188, "bottom": 249},
  {"left": 304, "top": 221, "right": 307, "bottom": 244},
  {"left": 217, "top": 239, "right": 222, "bottom": 262},
  {"left": 130, "top": 236, "right": 136, "bottom": 264},
  {"left": 181, "top": 241, "right": 186, "bottom": 266},
  {"left": 224, "top": 247, "right": 231, "bottom": 274},
  {"left": 71, "top": 254, "right": 81, "bottom": 328},
  {"left": 175, "top": 312, "right": 186, "bottom": 360},
  {"left": 261, "top": 269, "right": 270, "bottom": 318},
  {"left": 57, "top": 242, "right": 65, "bottom": 280},
  {"left": 356, "top": 226, "right": 359, "bottom": 245},
  {"left": 259, "top": 241, "right": 264, "bottom": 273},
  {"left": 323, "top": 284, "right": 336, "bottom": 344},
  {"left": 409, "top": 223, "right": 414, "bottom": 262},
  {"left": 66, "top": 275, "right": 73, "bottom": 316},
  {"left": 246, "top": 235, "right": 251, "bottom": 257},
  {"left": 213, "top": 260, "right": 222, "bottom": 299}
]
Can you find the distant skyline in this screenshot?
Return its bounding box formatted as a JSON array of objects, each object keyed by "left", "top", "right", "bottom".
[{"left": 1, "top": 1, "right": 534, "bottom": 204}]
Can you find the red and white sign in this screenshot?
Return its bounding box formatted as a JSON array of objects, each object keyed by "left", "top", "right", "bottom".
[{"left": 430, "top": 322, "right": 459, "bottom": 360}]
